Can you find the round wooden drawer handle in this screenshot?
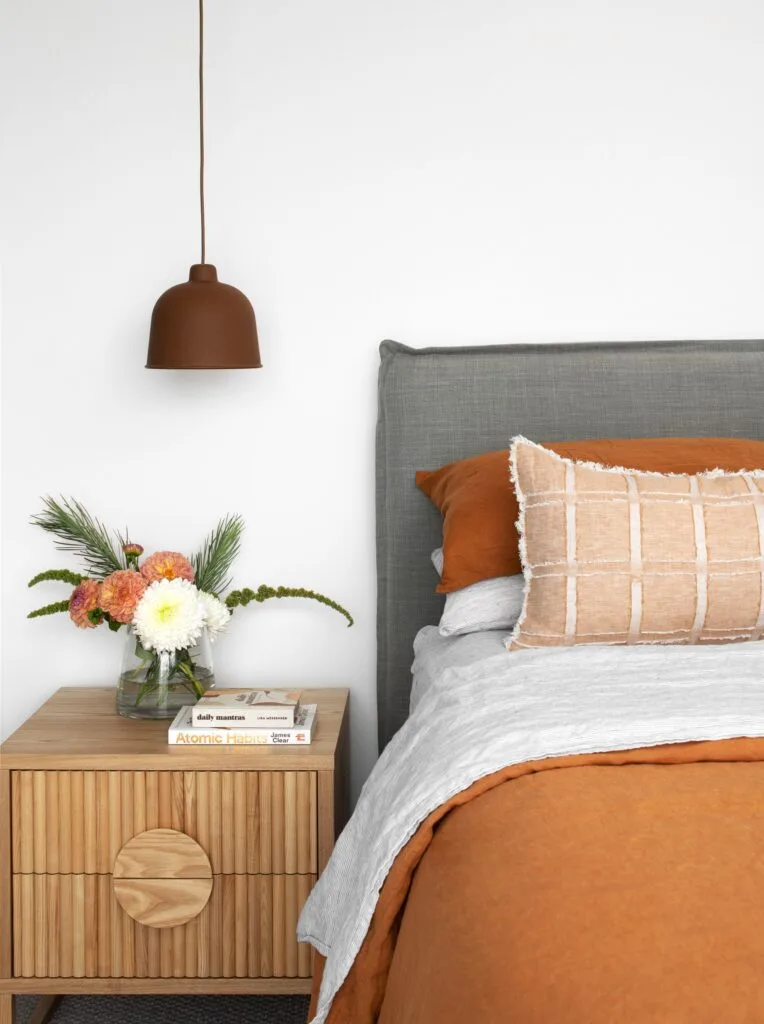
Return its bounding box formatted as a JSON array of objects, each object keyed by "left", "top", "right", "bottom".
[{"left": 113, "top": 828, "right": 213, "bottom": 929}]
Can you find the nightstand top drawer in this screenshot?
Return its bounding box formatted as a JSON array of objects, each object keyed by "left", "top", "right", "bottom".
[
  {"left": 0, "top": 687, "right": 349, "bottom": 770},
  {"left": 12, "top": 769, "right": 318, "bottom": 876}
]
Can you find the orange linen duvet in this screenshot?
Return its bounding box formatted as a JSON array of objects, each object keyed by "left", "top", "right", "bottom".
[{"left": 309, "top": 738, "right": 764, "bottom": 1023}]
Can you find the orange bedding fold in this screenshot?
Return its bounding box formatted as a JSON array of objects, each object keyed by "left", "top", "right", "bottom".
[{"left": 309, "top": 737, "right": 764, "bottom": 1024}]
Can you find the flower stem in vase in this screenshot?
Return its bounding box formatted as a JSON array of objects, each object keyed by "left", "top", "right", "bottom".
[{"left": 176, "top": 651, "right": 206, "bottom": 699}]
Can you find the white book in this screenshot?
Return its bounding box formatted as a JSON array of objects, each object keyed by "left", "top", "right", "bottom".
[
  {"left": 191, "top": 688, "right": 301, "bottom": 727},
  {"left": 169, "top": 704, "right": 317, "bottom": 746}
]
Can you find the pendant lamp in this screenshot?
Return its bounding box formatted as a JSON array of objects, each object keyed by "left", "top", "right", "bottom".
[{"left": 146, "top": 0, "right": 261, "bottom": 369}]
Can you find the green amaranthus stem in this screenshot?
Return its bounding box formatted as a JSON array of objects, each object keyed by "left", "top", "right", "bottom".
[
  {"left": 28, "top": 600, "right": 70, "bottom": 619},
  {"left": 225, "top": 585, "right": 353, "bottom": 627},
  {"left": 28, "top": 568, "right": 85, "bottom": 588}
]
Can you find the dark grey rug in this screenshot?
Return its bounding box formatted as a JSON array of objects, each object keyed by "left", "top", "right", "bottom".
[{"left": 16, "top": 995, "right": 310, "bottom": 1023}]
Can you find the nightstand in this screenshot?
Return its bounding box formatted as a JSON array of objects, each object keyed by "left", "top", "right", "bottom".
[{"left": 0, "top": 686, "right": 349, "bottom": 1024}]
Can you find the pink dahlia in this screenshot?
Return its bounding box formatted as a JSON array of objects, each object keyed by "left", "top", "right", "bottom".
[
  {"left": 69, "top": 580, "right": 103, "bottom": 629},
  {"left": 140, "top": 550, "right": 195, "bottom": 584},
  {"left": 100, "top": 569, "right": 148, "bottom": 624}
]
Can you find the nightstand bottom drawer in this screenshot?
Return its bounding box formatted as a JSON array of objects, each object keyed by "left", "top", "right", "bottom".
[{"left": 12, "top": 873, "right": 315, "bottom": 979}]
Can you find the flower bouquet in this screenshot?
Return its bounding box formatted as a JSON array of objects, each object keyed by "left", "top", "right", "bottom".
[{"left": 28, "top": 499, "right": 353, "bottom": 719}]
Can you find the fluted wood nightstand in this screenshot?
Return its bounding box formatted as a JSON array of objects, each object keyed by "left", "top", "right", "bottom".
[{"left": 0, "top": 686, "right": 349, "bottom": 1024}]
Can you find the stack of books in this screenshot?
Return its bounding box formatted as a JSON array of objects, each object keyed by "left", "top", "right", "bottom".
[{"left": 168, "top": 689, "right": 317, "bottom": 746}]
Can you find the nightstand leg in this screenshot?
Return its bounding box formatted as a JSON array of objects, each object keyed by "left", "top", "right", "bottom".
[
  {"left": 0, "top": 994, "right": 60, "bottom": 1024},
  {"left": 26, "top": 995, "right": 61, "bottom": 1024}
]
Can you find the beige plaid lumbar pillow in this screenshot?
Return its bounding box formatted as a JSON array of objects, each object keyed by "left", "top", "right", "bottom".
[{"left": 508, "top": 437, "right": 764, "bottom": 651}]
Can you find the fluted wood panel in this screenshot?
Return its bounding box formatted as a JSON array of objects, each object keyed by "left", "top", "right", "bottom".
[
  {"left": 258, "top": 875, "right": 273, "bottom": 978},
  {"left": 133, "top": 771, "right": 146, "bottom": 836},
  {"left": 246, "top": 774, "right": 259, "bottom": 874},
  {"left": 18, "top": 875, "right": 33, "bottom": 978},
  {"left": 221, "top": 773, "right": 235, "bottom": 875},
  {"left": 83, "top": 772, "right": 97, "bottom": 875},
  {"left": 235, "top": 874, "right": 248, "bottom": 978},
  {"left": 86, "top": 874, "right": 98, "bottom": 977},
  {"left": 284, "top": 872, "right": 298, "bottom": 978},
  {"left": 72, "top": 874, "right": 85, "bottom": 976},
  {"left": 45, "top": 772, "right": 59, "bottom": 874},
  {"left": 10, "top": 768, "right": 320, "bottom": 983},
  {"left": 297, "top": 874, "right": 313, "bottom": 977},
  {"left": 59, "top": 875, "right": 73, "bottom": 978},
  {"left": 33, "top": 772, "right": 46, "bottom": 874},
  {"left": 11, "top": 873, "right": 315, "bottom": 979},
  {"left": 171, "top": 772, "right": 184, "bottom": 831},
  {"left": 208, "top": 772, "right": 222, "bottom": 874},
  {"left": 284, "top": 773, "right": 297, "bottom": 875},
  {"left": 47, "top": 874, "right": 60, "bottom": 978},
  {"left": 234, "top": 773, "right": 247, "bottom": 875},
  {"left": 12, "top": 770, "right": 317, "bottom": 875},
  {"left": 145, "top": 771, "right": 159, "bottom": 832},
  {"left": 11, "top": 876, "right": 21, "bottom": 978},
  {"left": 70, "top": 771, "right": 84, "bottom": 874},
  {"left": 271, "top": 774, "right": 285, "bottom": 874},
  {"left": 34, "top": 874, "right": 47, "bottom": 977},
  {"left": 96, "top": 875, "right": 110, "bottom": 978},
  {"left": 15, "top": 773, "right": 33, "bottom": 873},
  {"left": 59, "top": 772, "right": 71, "bottom": 874},
  {"left": 96, "top": 773, "right": 109, "bottom": 873}
]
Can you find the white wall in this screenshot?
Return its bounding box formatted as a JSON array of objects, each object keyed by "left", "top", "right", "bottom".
[{"left": 2, "top": 0, "right": 763, "bottom": 797}]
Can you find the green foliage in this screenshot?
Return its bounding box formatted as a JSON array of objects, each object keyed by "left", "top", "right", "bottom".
[
  {"left": 192, "top": 514, "right": 245, "bottom": 595},
  {"left": 226, "top": 585, "right": 354, "bottom": 627},
  {"left": 27, "top": 600, "right": 70, "bottom": 619},
  {"left": 28, "top": 568, "right": 85, "bottom": 588},
  {"left": 30, "top": 498, "right": 126, "bottom": 579}
]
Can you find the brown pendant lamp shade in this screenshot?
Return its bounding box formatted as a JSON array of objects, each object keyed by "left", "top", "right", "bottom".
[
  {"left": 146, "top": 0, "right": 261, "bottom": 370},
  {"left": 147, "top": 265, "right": 261, "bottom": 369}
]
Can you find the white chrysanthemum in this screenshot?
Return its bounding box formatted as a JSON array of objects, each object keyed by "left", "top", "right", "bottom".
[
  {"left": 133, "top": 578, "right": 205, "bottom": 652},
  {"left": 199, "top": 591, "right": 231, "bottom": 641}
]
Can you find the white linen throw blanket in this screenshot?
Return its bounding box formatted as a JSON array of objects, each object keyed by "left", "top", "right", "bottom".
[{"left": 298, "top": 641, "right": 764, "bottom": 1024}]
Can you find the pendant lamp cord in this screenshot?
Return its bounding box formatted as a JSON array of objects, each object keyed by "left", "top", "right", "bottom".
[{"left": 198, "top": 0, "right": 206, "bottom": 265}]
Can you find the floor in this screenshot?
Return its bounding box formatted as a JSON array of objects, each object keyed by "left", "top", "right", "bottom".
[{"left": 15, "top": 995, "right": 311, "bottom": 1023}]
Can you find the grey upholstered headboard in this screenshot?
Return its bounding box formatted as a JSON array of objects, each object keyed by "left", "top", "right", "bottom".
[{"left": 375, "top": 338, "right": 764, "bottom": 749}]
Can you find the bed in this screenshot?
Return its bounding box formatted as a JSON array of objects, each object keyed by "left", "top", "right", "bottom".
[{"left": 301, "top": 339, "right": 764, "bottom": 1024}]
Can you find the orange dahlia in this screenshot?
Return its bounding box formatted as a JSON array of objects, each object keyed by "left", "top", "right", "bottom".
[
  {"left": 140, "top": 550, "right": 195, "bottom": 584},
  {"left": 100, "top": 569, "right": 148, "bottom": 623},
  {"left": 69, "top": 580, "right": 102, "bottom": 629}
]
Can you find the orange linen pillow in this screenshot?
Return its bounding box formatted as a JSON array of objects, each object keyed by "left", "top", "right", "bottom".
[
  {"left": 508, "top": 438, "right": 764, "bottom": 650},
  {"left": 416, "top": 438, "right": 764, "bottom": 594}
]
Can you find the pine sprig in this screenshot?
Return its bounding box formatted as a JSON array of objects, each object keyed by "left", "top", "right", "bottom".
[
  {"left": 28, "top": 599, "right": 70, "bottom": 619},
  {"left": 226, "top": 585, "right": 354, "bottom": 627},
  {"left": 192, "top": 515, "right": 244, "bottom": 595},
  {"left": 28, "top": 568, "right": 85, "bottom": 588},
  {"left": 30, "top": 498, "right": 125, "bottom": 579}
]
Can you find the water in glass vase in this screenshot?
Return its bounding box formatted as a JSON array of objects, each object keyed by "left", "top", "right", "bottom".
[{"left": 117, "top": 626, "right": 215, "bottom": 719}]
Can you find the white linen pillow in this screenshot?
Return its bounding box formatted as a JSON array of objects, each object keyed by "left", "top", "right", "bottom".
[{"left": 432, "top": 548, "right": 525, "bottom": 637}]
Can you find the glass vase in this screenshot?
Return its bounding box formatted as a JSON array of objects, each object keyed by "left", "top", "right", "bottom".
[{"left": 116, "top": 626, "right": 215, "bottom": 719}]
